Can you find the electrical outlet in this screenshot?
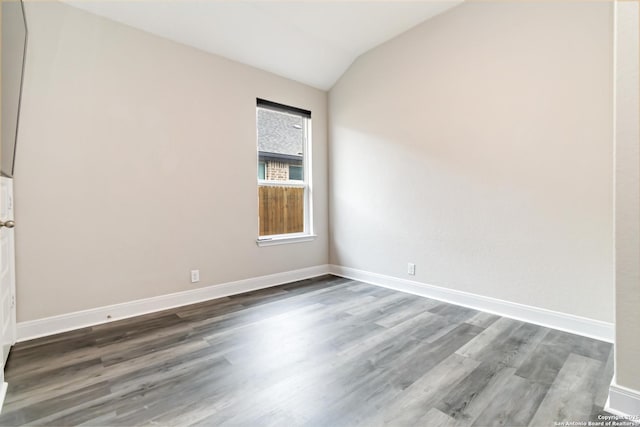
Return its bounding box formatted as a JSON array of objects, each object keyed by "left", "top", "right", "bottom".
[
  {"left": 408, "top": 263, "right": 416, "bottom": 276},
  {"left": 190, "top": 269, "right": 200, "bottom": 283}
]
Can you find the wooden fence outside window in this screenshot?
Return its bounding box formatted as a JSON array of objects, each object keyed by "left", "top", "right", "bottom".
[{"left": 258, "top": 186, "right": 304, "bottom": 236}]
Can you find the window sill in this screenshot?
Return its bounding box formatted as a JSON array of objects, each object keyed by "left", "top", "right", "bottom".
[{"left": 256, "top": 234, "right": 317, "bottom": 247}]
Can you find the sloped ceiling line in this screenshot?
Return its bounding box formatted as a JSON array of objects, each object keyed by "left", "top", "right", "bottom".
[{"left": 62, "top": 1, "right": 462, "bottom": 90}]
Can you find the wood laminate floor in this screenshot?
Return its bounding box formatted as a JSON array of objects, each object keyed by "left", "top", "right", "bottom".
[{"left": 0, "top": 275, "right": 613, "bottom": 426}]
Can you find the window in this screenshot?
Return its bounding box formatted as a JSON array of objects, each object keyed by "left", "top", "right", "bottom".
[
  {"left": 256, "top": 99, "right": 313, "bottom": 244},
  {"left": 289, "top": 165, "right": 303, "bottom": 181}
]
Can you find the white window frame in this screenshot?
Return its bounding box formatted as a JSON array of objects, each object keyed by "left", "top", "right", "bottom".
[{"left": 256, "top": 104, "right": 315, "bottom": 246}]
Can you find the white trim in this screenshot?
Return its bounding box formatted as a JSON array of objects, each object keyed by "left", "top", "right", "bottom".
[
  {"left": 612, "top": 0, "right": 618, "bottom": 388},
  {"left": 329, "top": 265, "right": 614, "bottom": 343},
  {"left": 305, "top": 118, "right": 314, "bottom": 237},
  {"left": 16, "top": 265, "right": 330, "bottom": 342},
  {"left": 16, "top": 263, "right": 615, "bottom": 344},
  {"left": 606, "top": 383, "right": 640, "bottom": 419},
  {"left": 258, "top": 180, "right": 305, "bottom": 188},
  {"left": 0, "top": 382, "right": 7, "bottom": 414},
  {"left": 257, "top": 234, "right": 317, "bottom": 246}
]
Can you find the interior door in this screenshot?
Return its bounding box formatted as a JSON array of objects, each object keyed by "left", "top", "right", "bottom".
[{"left": 0, "top": 176, "right": 16, "bottom": 365}]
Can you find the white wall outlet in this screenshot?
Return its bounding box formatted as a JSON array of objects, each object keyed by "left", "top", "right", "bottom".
[
  {"left": 408, "top": 263, "right": 416, "bottom": 276},
  {"left": 190, "top": 269, "right": 200, "bottom": 283}
]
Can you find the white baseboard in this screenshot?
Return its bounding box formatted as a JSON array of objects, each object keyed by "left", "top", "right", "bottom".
[
  {"left": 329, "top": 265, "right": 614, "bottom": 343},
  {"left": 17, "top": 263, "right": 614, "bottom": 344},
  {"left": 17, "top": 264, "right": 330, "bottom": 342},
  {"left": 606, "top": 383, "right": 640, "bottom": 418},
  {"left": 0, "top": 382, "right": 7, "bottom": 414}
]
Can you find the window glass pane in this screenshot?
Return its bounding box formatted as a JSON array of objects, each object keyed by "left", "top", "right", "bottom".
[
  {"left": 258, "top": 185, "right": 304, "bottom": 236},
  {"left": 258, "top": 162, "right": 265, "bottom": 180},
  {"left": 257, "top": 108, "right": 303, "bottom": 182},
  {"left": 289, "top": 165, "right": 303, "bottom": 181}
]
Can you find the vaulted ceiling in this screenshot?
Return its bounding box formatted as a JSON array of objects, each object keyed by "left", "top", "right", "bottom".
[{"left": 63, "top": 1, "right": 462, "bottom": 90}]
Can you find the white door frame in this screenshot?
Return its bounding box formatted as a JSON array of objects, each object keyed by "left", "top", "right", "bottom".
[{"left": 0, "top": 176, "right": 17, "bottom": 412}]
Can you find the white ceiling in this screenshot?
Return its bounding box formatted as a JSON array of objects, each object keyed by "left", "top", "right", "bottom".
[{"left": 62, "top": 1, "right": 462, "bottom": 90}]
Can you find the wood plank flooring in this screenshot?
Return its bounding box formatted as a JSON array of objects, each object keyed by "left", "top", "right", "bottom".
[{"left": 0, "top": 275, "right": 613, "bottom": 426}]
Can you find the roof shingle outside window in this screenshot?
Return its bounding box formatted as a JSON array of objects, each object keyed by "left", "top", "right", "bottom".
[{"left": 257, "top": 109, "right": 304, "bottom": 160}]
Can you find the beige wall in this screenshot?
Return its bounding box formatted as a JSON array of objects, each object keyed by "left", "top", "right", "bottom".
[
  {"left": 614, "top": 0, "right": 640, "bottom": 392},
  {"left": 329, "top": 2, "right": 614, "bottom": 322},
  {"left": 14, "top": 1, "right": 328, "bottom": 321},
  {"left": 13, "top": 0, "right": 621, "bottom": 331}
]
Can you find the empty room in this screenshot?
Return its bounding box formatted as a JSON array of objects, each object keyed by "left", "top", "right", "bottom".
[{"left": 0, "top": 0, "right": 638, "bottom": 425}]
